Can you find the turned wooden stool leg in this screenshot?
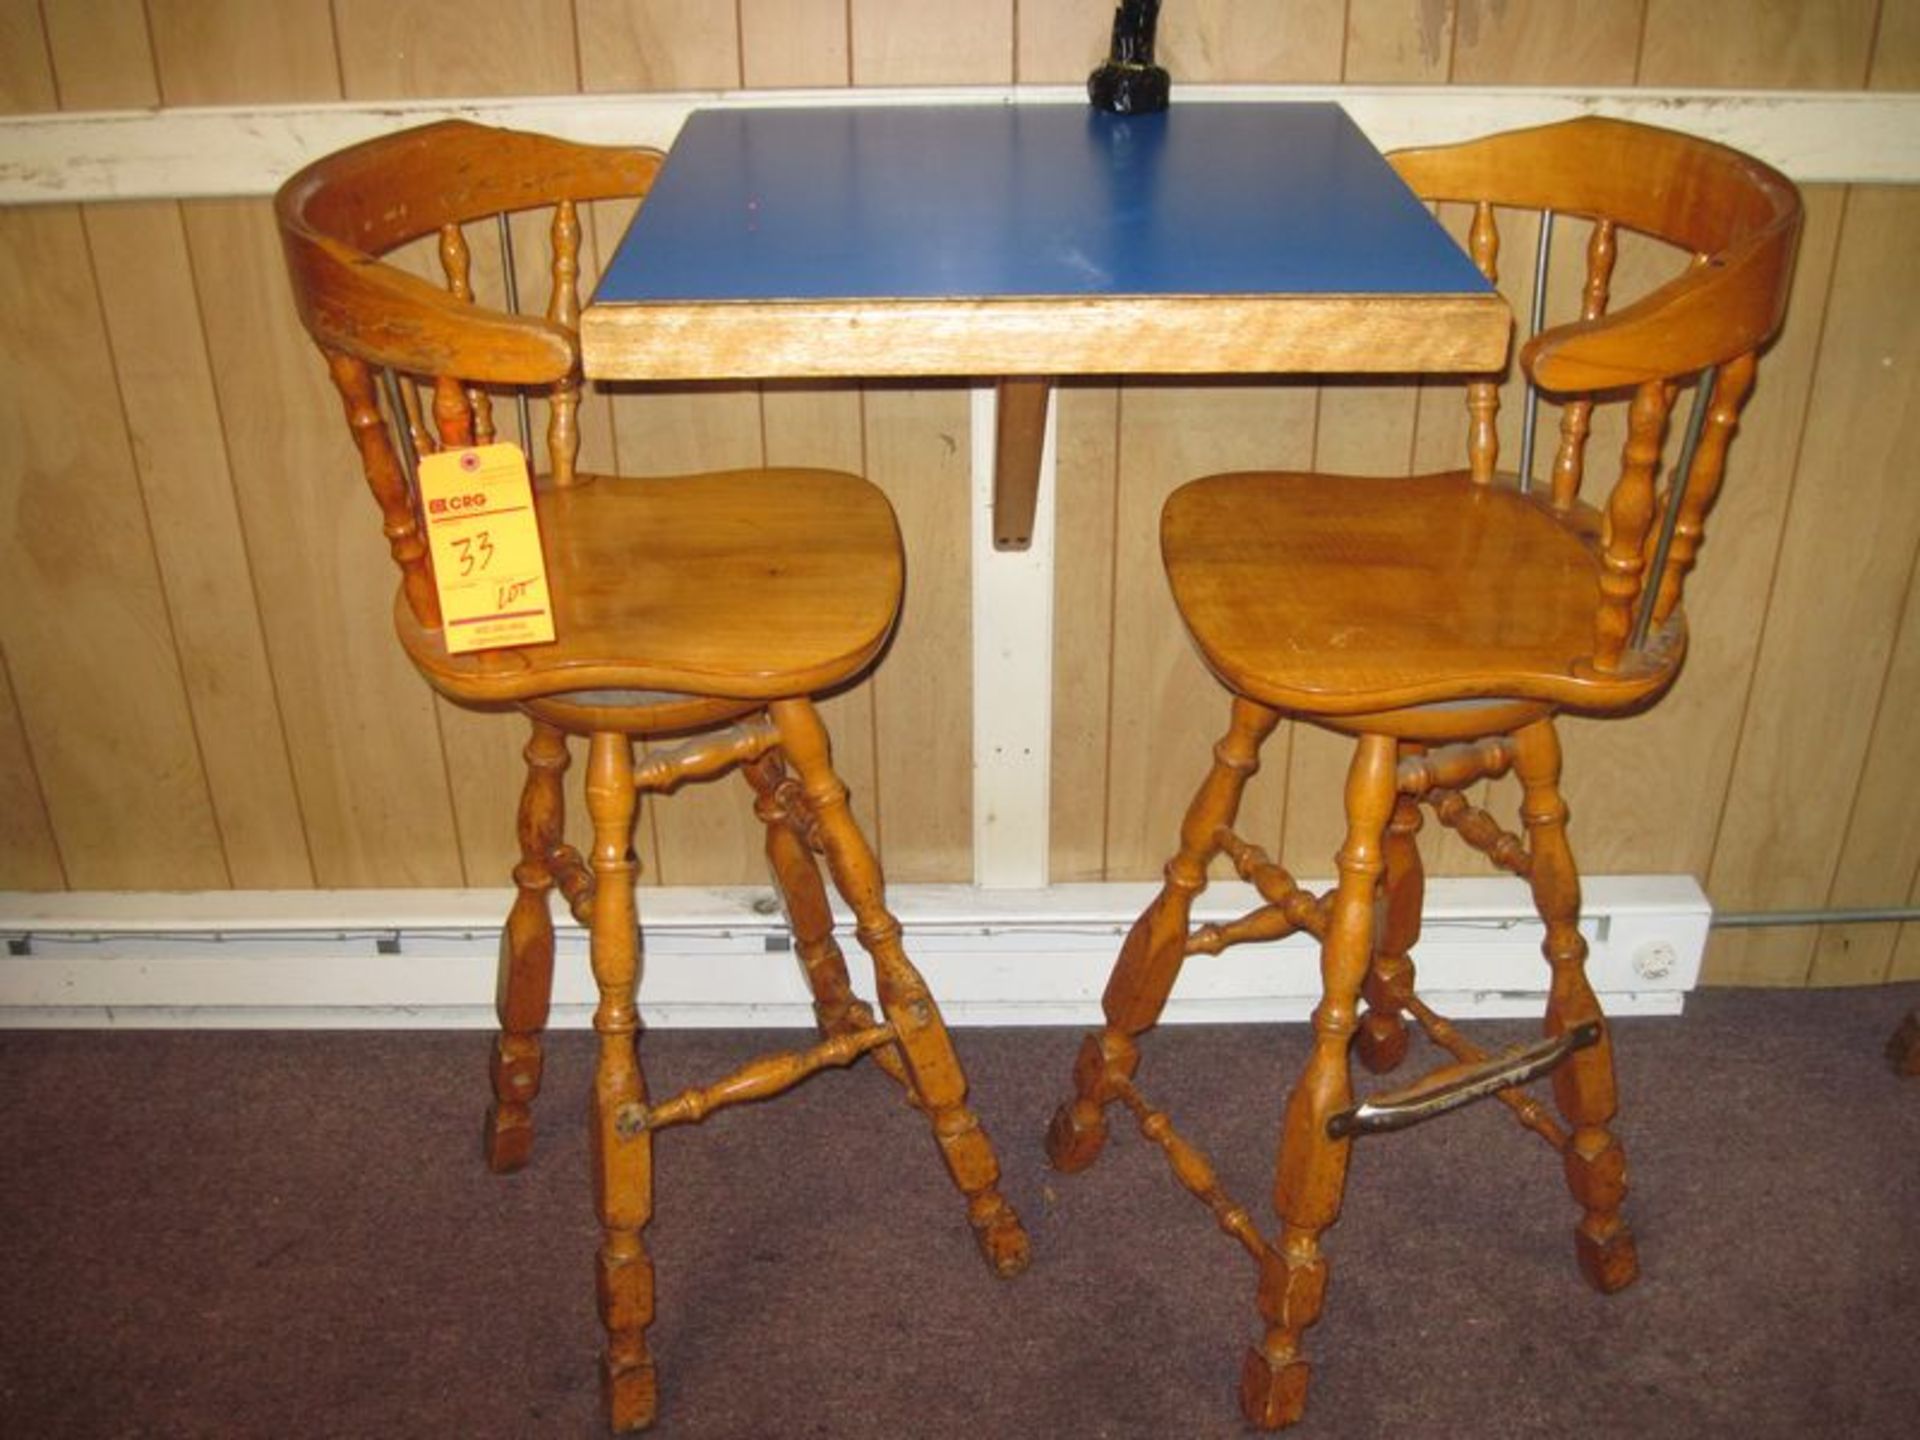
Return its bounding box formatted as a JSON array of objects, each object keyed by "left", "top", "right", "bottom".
[
  {"left": 1355, "top": 779, "right": 1424, "bottom": 1076},
  {"left": 769, "top": 698, "right": 1030, "bottom": 1277},
  {"left": 744, "top": 751, "right": 912, "bottom": 1094},
  {"left": 485, "top": 719, "right": 569, "bottom": 1172},
  {"left": 585, "top": 732, "right": 657, "bottom": 1431},
  {"left": 1046, "top": 696, "right": 1283, "bottom": 1173},
  {"left": 1242, "top": 734, "right": 1396, "bottom": 1430},
  {"left": 1513, "top": 719, "right": 1638, "bottom": 1295}
]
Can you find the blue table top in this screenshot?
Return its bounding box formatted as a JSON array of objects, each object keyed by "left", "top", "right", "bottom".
[{"left": 594, "top": 103, "right": 1492, "bottom": 306}]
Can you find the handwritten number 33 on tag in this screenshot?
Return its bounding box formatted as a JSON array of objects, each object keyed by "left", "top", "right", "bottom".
[{"left": 418, "top": 443, "right": 556, "bottom": 655}]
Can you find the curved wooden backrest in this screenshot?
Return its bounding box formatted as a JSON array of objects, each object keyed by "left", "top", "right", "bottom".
[
  {"left": 1391, "top": 117, "right": 1801, "bottom": 392},
  {"left": 279, "top": 120, "right": 660, "bottom": 383},
  {"left": 1386, "top": 118, "right": 1803, "bottom": 675},
  {"left": 275, "top": 121, "right": 662, "bottom": 630}
]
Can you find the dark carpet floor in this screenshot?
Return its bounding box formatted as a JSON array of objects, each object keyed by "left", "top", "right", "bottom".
[{"left": 3, "top": 984, "right": 1916, "bottom": 1438}]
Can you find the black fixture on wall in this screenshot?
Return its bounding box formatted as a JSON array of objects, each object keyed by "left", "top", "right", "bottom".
[{"left": 1088, "top": 0, "right": 1171, "bottom": 114}]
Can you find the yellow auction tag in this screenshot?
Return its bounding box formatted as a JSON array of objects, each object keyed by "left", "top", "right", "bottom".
[{"left": 417, "top": 443, "right": 556, "bottom": 655}]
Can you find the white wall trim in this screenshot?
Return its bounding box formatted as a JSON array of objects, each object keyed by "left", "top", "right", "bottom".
[
  {"left": 0, "top": 85, "right": 1915, "bottom": 206},
  {"left": 0, "top": 876, "right": 1709, "bottom": 1029}
]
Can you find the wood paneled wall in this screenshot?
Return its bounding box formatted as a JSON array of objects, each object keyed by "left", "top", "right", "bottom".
[{"left": 2, "top": 1, "right": 1916, "bottom": 988}]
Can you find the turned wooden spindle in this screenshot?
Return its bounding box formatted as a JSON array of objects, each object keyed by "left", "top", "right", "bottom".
[
  {"left": 1047, "top": 697, "right": 1282, "bottom": 1174},
  {"left": 770, "top": 697, "right": 1029, "bottom": 1277},
  {"left": 431, "top": 349, "right": 474, "bottom": 450},
  {"left": 632, "top": 717, "right": 779, "bottom": 794},
  {"left": 621, "top": 1023, "right": 897, "bottom": 1135},
  {"left": 547, "top": 198, "right": 582, "bottom": 487},
  {"left": 1114, "top": 1079, "right": 1269, "bottom": 1263},
  {"left": 1548, "top": 218, "right": 1617, "bottom": 511},
  {"left": 1243, "top": 735, "right": 1398, "bottom": 1429},
  {"left": 395, "top": 376, "right": 436, "bottom": 460},
  {"left": 323, "top": 349, "right": 441, "bottom": 628},
  {"left": 1465, "top": 201, "right": 1500, "bottom": 485},
  {"left": 584, "top": 732, "right": 657, "bottom": 1431},
  {"left": 438, "top": 220, "right": 496, "bottom": 444},
  {"left": 1590, "top": 380, "right": 1672, "bottom": 672},
  {"left": 1648, "top": 353, "right": 1757, "bottom": 628},
  {"left": 1514, "top": 721, "right": 1637, "bottom": 1294},
  {"left": 1395, "top": 736, "right": 1515, "bottom": 794},
  {"left": 743, "top": 751, "right": 913, "bottom": 1094},
  {"left": 547, "top": 842, "right": 596, "bottom": 926},
  {"left": 1428, "top": 789, "right": 1533, "bottom": 877},
  {"left": 1356, "top": 788, "right": 1424, "bottom": 1075},
  {"left": 484, "top": 719, "right": 570, "bottom": 1173}
]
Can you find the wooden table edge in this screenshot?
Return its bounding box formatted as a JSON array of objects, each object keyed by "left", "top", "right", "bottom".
[{"left": 580, "top": 292, "right": 1512, "bottom": 381}]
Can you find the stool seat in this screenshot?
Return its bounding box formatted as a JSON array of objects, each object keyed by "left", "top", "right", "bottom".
[
  {"left": 398, "top": 467, "right": 902, "bottom": 707},
  {"left": 1163, "top": 469, "right": 1676, "bottom": 717}
]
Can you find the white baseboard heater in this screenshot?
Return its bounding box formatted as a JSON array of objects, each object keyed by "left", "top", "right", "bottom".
[{"left": 0, "top": 877, "right": 1708, "bottom": 1030}]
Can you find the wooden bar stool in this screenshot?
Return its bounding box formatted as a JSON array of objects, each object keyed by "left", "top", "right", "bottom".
[
  {"left": 277, "top": 121, "right": 1027, "bottom": 1433},
  {"left": 1043, "top": 118, "right": 1802, "bottom": 1429}
]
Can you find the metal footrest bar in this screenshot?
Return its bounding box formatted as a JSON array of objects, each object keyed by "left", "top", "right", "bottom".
[
  {"left": 1401, "top": 993, "right": 1571, "bottom": 1150},
  {"left": 614, "top": 1021, "right": 897, "bottom": 1137},
  {"left": 1112, "top": 1076, "right": 1272, "bottom": 1267},
  {"left": 1327, "top": 1020, "right": 1601, "bottom": 1140}
]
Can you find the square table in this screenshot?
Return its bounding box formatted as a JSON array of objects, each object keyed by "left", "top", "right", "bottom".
[{"left": 581, "top": 101, "right": 1511, "bottom": 888}]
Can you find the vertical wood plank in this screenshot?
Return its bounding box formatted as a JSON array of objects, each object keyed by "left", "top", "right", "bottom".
[
  {"left": 1050, "top": 384, "right": 1120, "bottom": 882},
  {"left": 577, "top": 0, "right": 743, "bottom": 90},
  {"left": 1870, "top": 0, "right": 1920, "bottom": 87},
  {"left": 0, "top": 204, "right": 228, "bottom": 889},
  {"left": 0, "top": 652, "right": 67, "bottom": 890},
  {"left": 863, "top": 386, "right": 975, "bottom": 881},
  {"left": 1452, "top": 0, "right": 1643, "bottom": 83},
  {"left": 83, "top": 207, "right": 317, "bottom": 887},
  {"left": 0, "top": 0, "right": 56, "bottom": 111},
  {"left": 333, "top": 0, "right": 580, "bottom": 96},
  {"left": 1343, "top": 0, "right": 1455, "bottom": 82},
  {"left": 1, "top": 2, "right": 68, "bottom": 889},
  {"left": 1638, "top": 0, "right": 1877, "bottom": 87},
  {"left": 152, "top": 6, "right": 467, "bottom": 887},
  {"left": 38, "top": 0, "right": 158, "bottom": 107},
  {"left": 145, "top": 0, "right": 340, "bottom": 103},
  {"left": 45, "top": 0, "right": 314, "bottom": 889},
  {"left": 1157, "top": 0, "right": 1346, "bottom": 81},
  {"left": 741, "top": 0, "right": 850, "bottom": 87},
  {"left": 850, "top": 0, "right": 1014, "bottom": 84},
  {"left": 1017, "top": 0, "right": 1110, "bottom": 82},
  {"left": 1706, "top": 188, "right": 1920, "bottom": 984}
]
